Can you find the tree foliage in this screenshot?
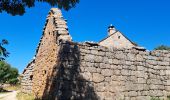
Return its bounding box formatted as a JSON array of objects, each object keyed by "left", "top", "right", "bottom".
[
  {"left": 0, "top": 0, "right": 79, "bottom": 16},
  {"left": 0, "top": 61, "right": 19, "bottom": 85},
  {"left": 0, "top": 39, "right": 9, "bottom": 61},
  {"left": 154, "top": 45, "right": 170, "bottom": 50}
]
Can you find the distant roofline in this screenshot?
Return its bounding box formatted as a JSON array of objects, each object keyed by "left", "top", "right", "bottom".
[
  {"left": 99, "top": 30, "right": 137, "bottom": 46},
  {"left": 99, "top": 31, "right": 118, "bottom": 43}
]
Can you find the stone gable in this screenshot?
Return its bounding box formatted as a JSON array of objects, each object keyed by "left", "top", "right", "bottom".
[
  {"left": 99, "top": 31, "right": 136, "bottom": 49},
  {"left": 21, "top": 8, "right": 170, "bottom": 100}
]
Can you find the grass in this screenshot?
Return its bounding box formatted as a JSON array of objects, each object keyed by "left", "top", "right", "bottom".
[
  {"left": 3, "top": 84, "right": 21, "bottom": 91},
  {"left": 150, "top": 97, "right": 170, "bottom": 100},
  {"left": 150, "top": 97, "right": 161, "bottom": 100},
  {"left": 0, "top": 92, "right": 8, "bottom": 94},
  {"left": 16, "top": 92, "right": 35, "bottom": 100}
]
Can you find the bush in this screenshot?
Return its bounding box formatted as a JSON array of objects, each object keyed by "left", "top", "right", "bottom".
[
  {"left": 0, "top": 61, "right": 19, "bottom": 85},
  {"left": 154, "top": 45, "right": 170, "bottom": 50}
]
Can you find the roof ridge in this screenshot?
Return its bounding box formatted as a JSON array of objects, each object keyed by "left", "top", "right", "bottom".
[{"left": 99, "top": 31, "right": 118, "bottom": 43}]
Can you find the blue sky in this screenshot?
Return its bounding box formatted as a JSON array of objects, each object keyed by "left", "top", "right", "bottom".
[{"left": 0, "top": 0, "right": 170, "bottom": 73}]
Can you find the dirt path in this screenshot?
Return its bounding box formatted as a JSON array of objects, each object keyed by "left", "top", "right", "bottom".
[{"left": 0, "top": 91, "right": 18, "bottom": 100}]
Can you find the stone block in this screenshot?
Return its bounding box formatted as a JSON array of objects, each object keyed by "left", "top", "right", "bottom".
[
  {"left": 98, "top": 51, "right": 105, "bottom": 56},
  {"left": 136, "top": 71, "right": 146, "bottom": 78},
  {"left": 113, "top": 70, "right": 121, "bottom": 75},
  {"left": 101, "top": 69, "right": 113, "bottom": 77},
  {"left": 103, "top": 57, "right": 109, "bottom": 64},
  {"left": 104, "top": 92, "right": 115, "bottom": 100},
  {"left": 94, "top": 56, "right": 103, "bottom": 63},
  {"left": 125, "top": 82, "right": 137, "bottom": 91},
  {"left": 124, "top": 97, "right": 130, "bottom": 100},
  {"left": 136, "top": 96, "right": 150, "bottom": 100},
  {"left": 137, "top": 84, "right": 144, "bottom": 91},
  {"left": 91, "top": 50, "right": 98, "bottom": 55},
  {"left": 141, "top": 91, "right": 149, "bottom": 96},
  {"left": 125, "top": 61, "right": 133, "bottom": 65},
  {"left": 130, "top": 97, "right": 137, "bottom": 100},
  {"left": 112, "top": 59, "right": 119, "bottom": 65},
  {"left": 136, "top": 54, "right": 144, "bottom": 61},
  {"left": 96, "top": 68, "right": 102, "bottom": 73},
  {"left": 111, "top": 75, "right": 117, "bottom": 81},
  {"left": 121, "top": 69, "right": 130, "bottom": 76},
  {"left": 92, "top": 73, "right": 104, "bottom": 83},
  {"left": 96, "top": 92, "right": 105, "bottom": 100},
  {"left": 127, "top": 53, "right": 135, "bottom": 61},
  {"left": 166, "top": 70, "right": 170, "bottom": 75},
  {"left": 128, "top": 91, "right": 138, "bottom": 97},
  {"left": 81, "top": 72, "right": 92, "bottom": 81},
  {"left": 138, "top": 78, "right": 146, "bottom": 84},
  {"left": 95, "top": 82, "right": 106, "bottom": 92},
  {"left": 84, "top": 55, "right": 95, "bottom": 62},
  {"left": 105, "top": 77, "right": 111, "bottom": 82},
  {"left": 85, "top": 67, "right": 97, "bottom": 73},
  {"left": 137, "top": 66, "right": 145, "bottom": 71},
  {"left": 167, "top": 80, "right": 170, "bottom": 85},
  {"left": 110, "top": 65, "right": 122, "bottom": 70}
]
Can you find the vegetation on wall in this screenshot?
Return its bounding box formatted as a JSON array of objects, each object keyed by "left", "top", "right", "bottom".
[{"left": 154, "top": 45, "right": 170, "bottom": 50}]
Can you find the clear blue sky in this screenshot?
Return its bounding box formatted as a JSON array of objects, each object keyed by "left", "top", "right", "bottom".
[{"left": 0, "top": 0, "right": 170, "bottom": 73}]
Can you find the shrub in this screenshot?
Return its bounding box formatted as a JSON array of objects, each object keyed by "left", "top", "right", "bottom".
[
  {"left": 154, "top": 45, "right": 170, "bottom": 50},
  {"left": 0, "top": 61, "right": 19, "bottom": 86}
]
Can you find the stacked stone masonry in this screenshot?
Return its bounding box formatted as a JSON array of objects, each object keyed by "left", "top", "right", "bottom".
[
  {"left": 49, "top": 41, "right": 170, "bottom": 100},
  {"left": 21, "top": 8, "right": 170, "bottom": 100},
  {"left": 21, "top": 60, "right": 34, "bottom": 93}
]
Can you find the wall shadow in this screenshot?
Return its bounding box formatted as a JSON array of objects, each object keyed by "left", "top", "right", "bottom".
[{"left": 41, "top": 41, "right": 99, "bottom": 100}]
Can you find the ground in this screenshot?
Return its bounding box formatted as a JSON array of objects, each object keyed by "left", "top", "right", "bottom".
[{"left": 0, "top": 91, "right": 18, "bottom": 100}]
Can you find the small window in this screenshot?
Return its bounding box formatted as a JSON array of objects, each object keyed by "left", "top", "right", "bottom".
[
  {"left": 118, "top": 36, "right": 121, "bottom": 39},
  {"left": 30, "top": 75, "right": 33, "bottom": 80}
]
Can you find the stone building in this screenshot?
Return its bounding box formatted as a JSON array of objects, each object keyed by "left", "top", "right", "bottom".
[
  {"left": 21, "top": 8, "right": 170, "bottom": 100},
  {"left": 99, "top": 25, "right": 137, "bottom": 49}
]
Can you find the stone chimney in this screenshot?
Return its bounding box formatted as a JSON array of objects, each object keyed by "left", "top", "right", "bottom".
[{"left": 108, "top": 24, "right": 116, "bottom": 36}]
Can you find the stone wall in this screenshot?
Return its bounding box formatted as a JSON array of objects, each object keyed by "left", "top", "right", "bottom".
[
  {"left": 30, "top": 8, "right": 72, "bottom": 98},
  {"left": 21, "top": 8, "right": 170, "bottom": 100},
  {"left": 41, "top": 41, "right": 170, "bottom": 100},
  {"left": 21, "top": 60, "right": 35, "bottom": 93}
]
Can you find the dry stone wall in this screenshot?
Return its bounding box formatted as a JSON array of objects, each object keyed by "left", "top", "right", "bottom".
[
  {"left": 45, "top": 41, "right": 170, "bottom": 100},
  {"left": 28, "top": 8, "right": 72, "bottom": 98},
  {"left": 21, "top": 60, "right": 35, "bottom": 93},
  {"left": 21, "top": 8, "right": 170, "bottom": 100}
]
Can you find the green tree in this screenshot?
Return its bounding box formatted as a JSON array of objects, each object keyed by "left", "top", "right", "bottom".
[
  {"left": 0, "top": 39, "right": 9, "bottom": 61},
  {"left": 0, "top": 0, "right": 79, "bottom": 16},
  {"left": 8, "top": 67, "right": 19, "bottom": 84},
  {"left": 0, "top": 61, "right": 10, "bottom": 84},
  {"left": 154, "top": 45, "right": 170, "bottom": 50},
  {"left": 0, "top": 0, "right": 79, "bottom": 59},
  {"left": 0, "top": 61, "right": 19, "bottom": 85}
]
